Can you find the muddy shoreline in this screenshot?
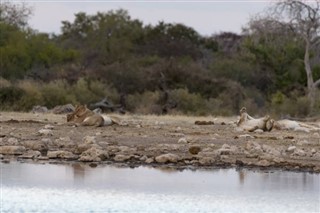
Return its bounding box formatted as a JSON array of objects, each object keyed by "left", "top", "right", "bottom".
[{"left": 0, "top": 112, "right": 319, "bottom": 173}]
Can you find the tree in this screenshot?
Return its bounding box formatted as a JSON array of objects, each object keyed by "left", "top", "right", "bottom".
[
  {"left": 0, "top": 1, "right": 32, "bottom": 29},
  {"left": 248, "top": 0, "right": 320, "bottom": 108}
]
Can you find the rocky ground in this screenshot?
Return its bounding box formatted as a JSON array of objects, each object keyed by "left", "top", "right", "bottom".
[{"left": 0, "top": 112, "right": 319, "bottom": 173}]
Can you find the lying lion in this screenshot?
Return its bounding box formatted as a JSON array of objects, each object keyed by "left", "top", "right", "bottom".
[
  {"left": 237, "top": 107, "right": 273, "bottom": 132},
  {"left": 270, "top": 119, "right": 320, "bottom": 132},
  {"left": 67, "top": 105, "right": 119, "bottom": 127}
]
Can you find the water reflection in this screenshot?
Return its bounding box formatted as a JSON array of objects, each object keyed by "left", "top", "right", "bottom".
[{"left": 1, "top": 161, "right": 319, "bottom": 213}]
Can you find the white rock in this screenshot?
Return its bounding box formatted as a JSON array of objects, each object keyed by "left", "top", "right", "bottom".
[
  {"left": 38, "top": 129, "right": 53, "bottom": 136},
  {"left": 178, "top": 137, "right": 188, "bottom": 144},
  {"left": 239, "top": 134, "right": 254, "bottom": 139},
  {"left": 83, "top": 136, "right": 96, "bottom": 144},
  {"left": 287, "top": 146, "right": 296, "bottom": 153},
  {"left": 44, "top": 124, "right": 54, "bottom": 130},
  {"left": 155, "top": 153, "right": 179, "bottom": 163},
  {"left": 7, "top": 137, "right": 19, "bottom": 145}
]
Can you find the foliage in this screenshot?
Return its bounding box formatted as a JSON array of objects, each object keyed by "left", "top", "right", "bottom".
[{"left": 1, "top": 2, "right": 319, "bottom": 116}]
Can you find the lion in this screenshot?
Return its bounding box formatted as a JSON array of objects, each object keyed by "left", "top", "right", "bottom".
[
  {"left": 67, "top": 105, "right": 104, "bottom": 127},
  {"left": 237, "top": 107, "right": 273, "bottom": 132},
  {"left": 270, "top": 119, "right": 320, "bottom": 132}
]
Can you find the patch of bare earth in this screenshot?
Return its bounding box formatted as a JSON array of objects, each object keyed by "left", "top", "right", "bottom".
[{"left": 0, "top": 112, "right": 319, "bottom": 173}]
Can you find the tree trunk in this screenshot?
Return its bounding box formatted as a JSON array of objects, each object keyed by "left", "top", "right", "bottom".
[{"left": 304, "top": 39, "right": 315, "bottom": 108}]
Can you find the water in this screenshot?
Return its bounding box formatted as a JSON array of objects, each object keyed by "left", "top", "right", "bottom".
[{"left": 1, "top": 161, "right": 319, "bottom": 213}]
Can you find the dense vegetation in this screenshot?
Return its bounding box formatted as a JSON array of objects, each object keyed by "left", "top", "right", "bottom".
[{"left": 0, "top": 1, "right": 319, "bottom": 117}]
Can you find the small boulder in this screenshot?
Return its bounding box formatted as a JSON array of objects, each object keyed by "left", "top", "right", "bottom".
[
  {"left": 155, "top": 153, "right": 180, "bottom": 163},
  {"left": 79, "top": 147, "right": 109, "bottom": 162},
  {"left": 38, "top": 129, "right": 53, "bottom": 136},
  {"left": 47, "top": 151, "right": 78, "bottom": 160},
  {"left": 189, "top": 146, "right": 201, "bottom": 155},
  {"left": 0, "top": 146, "right": 26, "bottom": 155},
  {"left": 114, "top": 154, "right": 131, "bottom": 162},
  {"left": 18, "top": 150, "right": 41, "bottom": 159}
]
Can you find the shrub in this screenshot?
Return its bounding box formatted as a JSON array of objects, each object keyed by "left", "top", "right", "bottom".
[
  {"left": 16, "top": 80, "right": 44, "bottom": 111},
  {"left": 0, "top": 86, "right": 25, "bottom": 110}
]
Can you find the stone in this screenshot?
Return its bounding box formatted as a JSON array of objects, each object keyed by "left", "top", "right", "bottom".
[
  {"left": 178, "top": 138, "right": 188, "bottom": 144},
  {"left": 18, "top": 150, "right": 41, "bottom": 159},
  {"left": 38, "top": 129, "right": 53, "bottom": 136},
  {"left": 287, "top": 146, "right": 296, "bottom": 153},
  {"left": 114, "top": 154, "right": 131, "bottom": 162},
  {"left": 198, "top": 157, "right": 215, "bottom": 166},
  {"left": 7, "top": 138, "right": 19, "bottom": 145},
  {"left": 155, "top": 153, "right": 180, "bottom": 163},
  {"left": 44, "top": 124, "right": 55, "bottom": 130},
  {"left": 79, "top": 147, "right": 109, "bottom": 162},
  {"left": 83, "top": 136, "right": 96, "bottom": 144},
  {"left": 291, "top": 149, "right": 306, "bottom": 157},
  {"left": 238, "top": 134, "right": 255, "bottom": 139},
  {"left": 32, "top": 105, "right": 48, "bottom": 113},
  {"left": 23, "top": 140, "right": 48, "bottom": 152},
  {"left": 256, "top": 159, "right": 271, "bottom": 167},
  {"left": 47, "top": 151, "right": 78, "bottom": 160},
  {"left": 0, "top": 154, "right": 3, "bottom": 159},
  {"left": 145, "top": 158, "right": 154, "bottom": 164},
  {"left": 0, "top": 146, "right": 26, "bottom": 155},
  {"left": 189, "top": 146, "right": 201, "bottom": 155}
]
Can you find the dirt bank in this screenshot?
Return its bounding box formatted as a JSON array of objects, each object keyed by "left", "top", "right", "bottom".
[{"left": 0, "top": 112, "right": 319, "bottom": 173}]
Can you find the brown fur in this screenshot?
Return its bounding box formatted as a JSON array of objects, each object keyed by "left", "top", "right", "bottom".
[
  {"left": 237, "top": 107, "right": 273, "bottom": 132},
  {"left": 66, "top": 105, "right": 104, "bottom": 127}
]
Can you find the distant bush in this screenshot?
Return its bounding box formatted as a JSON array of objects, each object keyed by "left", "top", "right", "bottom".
[
  {"left": 40, "top": 80, "right": 76, "bottom": 108},
  {"left": 16, "top": 80, "right": 44, "bottom": 111},
  {"left": 0, "top": 86, "right": 25, "bottom": 110},
  {"left": 127, "top": 91, "right": 161, "bottom": 114}
]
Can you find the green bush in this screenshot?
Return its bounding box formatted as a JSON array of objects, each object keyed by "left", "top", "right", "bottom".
[
  {"left": 0, "top": 86, "right": 25, "bottom": 110},
  {"left": 127, "top": 91, "right": 161, "bottom": 114},
  {"left": 40, "top": 80, "right": 76, "bottom": 108},
  {"left": 16, "top": 80, "right": 44, "bottom": 111}
]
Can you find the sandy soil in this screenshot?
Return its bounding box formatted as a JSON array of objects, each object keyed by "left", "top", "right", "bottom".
[{"left": 0, "top": 112, "right": 319, "bottom": 173}]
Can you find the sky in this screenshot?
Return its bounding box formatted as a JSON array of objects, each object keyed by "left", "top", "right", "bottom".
[{"left": 14, "top": 0, "right": 272, "bottom": 36}]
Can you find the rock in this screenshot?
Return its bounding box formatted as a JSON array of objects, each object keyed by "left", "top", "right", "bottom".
[
  {"left": 38, "top": 129, "right": 53, "bottom": 136},
  {"left": 47, "top": 151, "right": 78, "bottom": 160},
  {"left": 51, "top": 104, "right": 75, "bottom": 114},
  {"left": 256, "top": 159, "right": 271, "bottom": 167},
  {"left": 7, "top": 137, "right": 19, "bottom": 145},
  {"left": 246, "top": 141, "right": 262, "bottom": 152},
  {"left": 18, "top": 150, "right": 41, "bottom": 159},
  {"left": 23, "top": 140, "right": 48, "bottom": 152},
  {"left": 291, "top": 149, "right": 306, "bottom": 157},
  {"left": 238, "top": 134, "right": 255, "bottom": 139},
  {"left": 189, "top": 146, "right": 201, "bottom": 155},
  {"left": 155, "top": 153, "right": 180, "bottom": 163},
  {"left": 297, "top": 140, "right": 310, "bottom": 146},
  {"left": 37, "top": 156, "right": 49, "bottom": 160},
  {"left": 79, "top": 147, "right": 109, "bottom": 162},
  {"left": 287, "top": 146, "right": 296, "bottom": 153},
  {"left": 262, "top": 145, "right": 281, "bottom": 156},
  {"left": 44, "top": 124, "right": 55, "bottom": 130},
  {"left": 0, "top": 154, "right": 3, "bottom": 159},
  {"left": 114, "top": 154, "right": 131, "bottom": 162},
  {"left": 83, "top": 136, "right": 96, "bottom": 144},
  {"left": 254, "top": 129, "right": 264, "bottom": 133},
  {"left": 178, "top": 137, "right": 188, "bottom": 144},
  {"left": 76, "top": 143, "right": 101, "bottom": 154},
  {"left": 32, "top": 105, "right": 48, "bottom": 113},
  {"left": 216, "top": 144, "right": 237, "bottom": 155},
  {"left": 139, "top": 155, "right": 147, "bottom": 161},
  {"left": 198, "top": 157, "right": 215, "bottom": 166},
  {"left": 313, "top": 132, "right": 320, "bottom": 137},
  {"left": 145, "top": 158, "right": 154, "bottom": 164},
  {"left": 54, "top": 137, "right": 75, "bottom": 149},
  {"left": 0, "top": 146, "right": 26, "bottom": 155}
]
